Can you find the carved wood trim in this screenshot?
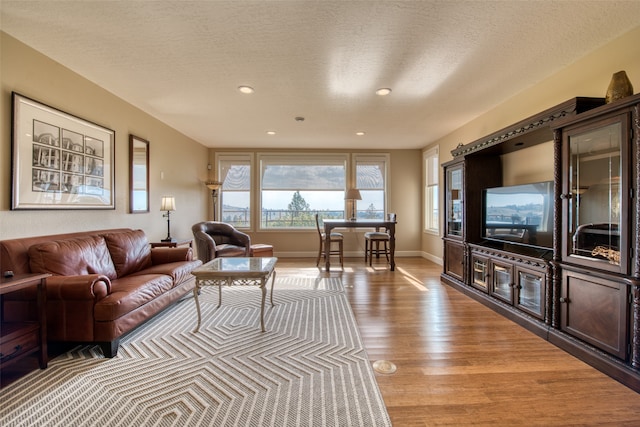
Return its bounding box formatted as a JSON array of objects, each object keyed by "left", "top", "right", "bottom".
[
  {"left": 632, "top": 104, "right": 640, "bottom": 368},
  {"left": 633, "top": 283, "right": 640, "bottom": 368},
  {"left": 634, "top": 103, "right": 640, "bottom": 278},
  {"left": 552, "top": 128, "right": 563, "bottom": 328},
  {"left": 451, "top": 106, "right": 577, "bottom": 157},
  {"left": 469, "top": 246, "right": 549, "bottom": 270}
]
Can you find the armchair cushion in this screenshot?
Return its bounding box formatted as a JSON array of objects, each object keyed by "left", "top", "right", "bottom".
[{"left": 215, "top": 244, "right": 249, "bottom": 257}]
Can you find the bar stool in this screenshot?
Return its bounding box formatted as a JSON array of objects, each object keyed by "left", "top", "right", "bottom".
[
  {"left": 364, "top": 213, "right": 395, "bottom": 266},
  {"left": 364, "top": 230, "right": 390, "bottom": 265},
  {"left": 315, "top": 214, "right": 344, "bottom": 268}
]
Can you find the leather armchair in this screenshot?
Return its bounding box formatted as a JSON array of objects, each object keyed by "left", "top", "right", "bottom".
[{"left": 192, "top": 221, "right": 251, "bottom": 263}]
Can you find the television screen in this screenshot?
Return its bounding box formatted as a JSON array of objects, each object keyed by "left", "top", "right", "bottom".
[{"left": 483, "top": 181, "right": 554, "bottom": 249}]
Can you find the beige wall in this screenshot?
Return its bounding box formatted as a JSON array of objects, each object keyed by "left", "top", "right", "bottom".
[
  {"left": 1, "top": 33, "right": 209, "bottom": 241},
  {"left": 5, "top": 24, "right": 639, "bottom": 261},
  {"left": 1, "top": 32, "right": 423, "bottom": 257},
  {"left": 422, "top": 25, "right": 640, "bottom": 262},
  {"left": 501, "top": 142, "right": 554, "bottom": 186}
]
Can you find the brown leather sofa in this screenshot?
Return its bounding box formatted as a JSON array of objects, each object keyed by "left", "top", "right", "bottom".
[
  {"left": 0, "top": 228, "right": 202, "bottom": 357},
  {"left": 192, "top": 221, "right": 251, "bottom": 262}
]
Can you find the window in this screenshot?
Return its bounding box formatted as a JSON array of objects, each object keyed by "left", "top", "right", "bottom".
[
  {"left": 354, "top": 155, "right": 388, "bottom": 219},
  {"left": 217, "top": 153, "right": 252, "bottom": 228},
  {"left": 424, "top": 146, "right": 439, "bottom": 233},
  {"left": 259, "top": 154, "right": 348, "bottom": 229}
]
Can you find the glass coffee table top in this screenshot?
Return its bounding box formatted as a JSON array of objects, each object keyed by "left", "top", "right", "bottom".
[{"left": 194, "top": 257, "right": 277, "bottom": 275}]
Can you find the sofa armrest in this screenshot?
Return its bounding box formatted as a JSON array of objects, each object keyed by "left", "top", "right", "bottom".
[
  {"left": 47, "top": 274, "right": 111, "bottom": 301},
  {"left": 151, "top": 247, "right": 193, "bottom": 265}
]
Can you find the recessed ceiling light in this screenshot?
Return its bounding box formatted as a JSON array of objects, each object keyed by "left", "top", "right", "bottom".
[
  {"left": 375, "top": 88, "right": 392, "bottom": 96},
  {"left": 266, "top": 131, "right": 276, "bottom": 135},
  {"left": 238, "top": 86, "right": 254, "bottom": 94},
  {"left": 356, "top": 131, "right": 365, "bottom": 136}
]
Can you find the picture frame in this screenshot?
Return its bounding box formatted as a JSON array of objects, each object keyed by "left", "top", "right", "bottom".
[{"left": 11, "top": 92, "right": 115, "bottom": 210}]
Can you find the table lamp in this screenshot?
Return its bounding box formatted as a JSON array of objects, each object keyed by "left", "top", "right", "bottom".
[
  {"left": 160, "top": 196, "right": 176, "bottom": 242},
  {"left": 345, "top": 188, "right": 362, "bottom": 221}
]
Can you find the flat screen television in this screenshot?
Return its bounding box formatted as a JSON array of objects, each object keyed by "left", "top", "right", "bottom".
[{"left": 482, "top": 181, "right": 554, "bottom": 250}]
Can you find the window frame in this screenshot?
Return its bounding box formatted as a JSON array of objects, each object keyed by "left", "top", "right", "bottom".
[
  {"left": 424, "top": 146, "right": 439, "bottom": 235},
  {"left": 216, "top": 152, "right": 253, "bottom": 230},
  {"left": 352, "top": 154, "right": 389, "bottom": 220},
  {"left": 258, "top": 153, "right": 349, "bottom": 230}
]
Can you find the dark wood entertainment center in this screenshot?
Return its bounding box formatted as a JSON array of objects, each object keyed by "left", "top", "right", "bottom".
[{"left": 441, "top": 93, "right": 640, "bottom": 391}]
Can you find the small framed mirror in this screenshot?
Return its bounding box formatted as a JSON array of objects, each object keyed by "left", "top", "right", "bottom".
[{"left": 129, "top": 134, "right": 149, "bottom": 213}]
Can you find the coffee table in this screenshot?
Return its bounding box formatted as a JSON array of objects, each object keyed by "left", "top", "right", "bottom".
[{"left": 191, "top": 257, "right": 278, "bottom": 332}]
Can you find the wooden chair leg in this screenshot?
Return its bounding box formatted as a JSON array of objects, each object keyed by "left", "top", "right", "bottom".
[{"left": 364, "top": 239, "right": 369, "bottom": 263}]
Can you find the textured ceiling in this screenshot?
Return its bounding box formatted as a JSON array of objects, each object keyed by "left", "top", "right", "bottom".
[{"left": 2, "top": 1, "right": 640, "bottom": 150}]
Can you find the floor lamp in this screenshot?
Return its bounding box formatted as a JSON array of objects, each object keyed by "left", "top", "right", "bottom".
[{"left": 205, "top": 180, "right": 223, "bottom": 221}]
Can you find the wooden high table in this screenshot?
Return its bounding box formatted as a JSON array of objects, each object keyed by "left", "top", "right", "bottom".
[
  {"left": 323, "top": 219, "right": 397, "bottom": 271},
  {"left": 190, "top": 257, "right": 278, "bottom": 332}
]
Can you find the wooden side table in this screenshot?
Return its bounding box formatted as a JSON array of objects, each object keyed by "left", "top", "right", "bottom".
[
  {"left": 150, "top": 238, "right": 193, "bottom": 249},
  {"left": 0, "top": 273, "right": 50, "bottom": 369}
]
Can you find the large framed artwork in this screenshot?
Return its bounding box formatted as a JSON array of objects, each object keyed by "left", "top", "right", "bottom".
[{"left": 11, "top": 92, "right": 115, "bottom": 209}]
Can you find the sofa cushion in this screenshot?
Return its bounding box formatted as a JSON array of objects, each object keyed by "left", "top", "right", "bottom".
[
  {"left": 102, "top": 230, "right": 152, "bottom": 278},
  {"left": 28, "top": 235, "right": 117, "bottom": 280},
  {"left": 94, "top": 274, "right": 174, "bottom": 321},
  {"left": 132, "top": 260, "right": 202, "bottom": 287}
]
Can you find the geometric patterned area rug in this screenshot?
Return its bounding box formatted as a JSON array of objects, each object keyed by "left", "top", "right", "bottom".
[{"left": 0, "top": 277, "right": 392, "bottom": 427}]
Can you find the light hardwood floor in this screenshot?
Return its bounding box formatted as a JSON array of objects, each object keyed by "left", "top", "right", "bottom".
[
  {"left": 277, "top": 257, "right": 640, "bottom": 426},
  {"left": 4, "top": 257, "right": 640, "bottom": 425}
]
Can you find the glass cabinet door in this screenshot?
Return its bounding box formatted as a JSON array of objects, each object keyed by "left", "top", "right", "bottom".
[
  {"left": 446, "top": 164, "right": 463, "bottom": 238},
  {"left": 471, "top": 255, "right": 489, "bottom": 292},
  {"left": 515, "top": 268, "right": 545, "bottom": 319},
  {"left": 490, "top": 262, "right": 512, "bottom": 303},
  {"left": 563, "top": 114, "right": 628, "bottom": 273}
]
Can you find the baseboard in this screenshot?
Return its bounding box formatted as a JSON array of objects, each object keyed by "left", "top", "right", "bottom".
[
  {"left": 421, "top": 251, "right": 443, "bottom": 265},
  {"left": 272, "top": 250, "right": 425, "bottom": 258}
]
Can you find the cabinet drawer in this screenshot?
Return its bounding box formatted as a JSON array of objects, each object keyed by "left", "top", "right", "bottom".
[{"left": 0, "top": 325, "right": 38, "bottom": 364}]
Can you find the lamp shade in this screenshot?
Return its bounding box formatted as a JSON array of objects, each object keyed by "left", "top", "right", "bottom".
[
  {"left": 345, "top": 188, "right": 362, "bottom": 200},
  {"left": 205, "top": 180, "right": 223, "bottom": 191},
  {"left": 160, "top": 196, "right": 176, "bottom": 211}
]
